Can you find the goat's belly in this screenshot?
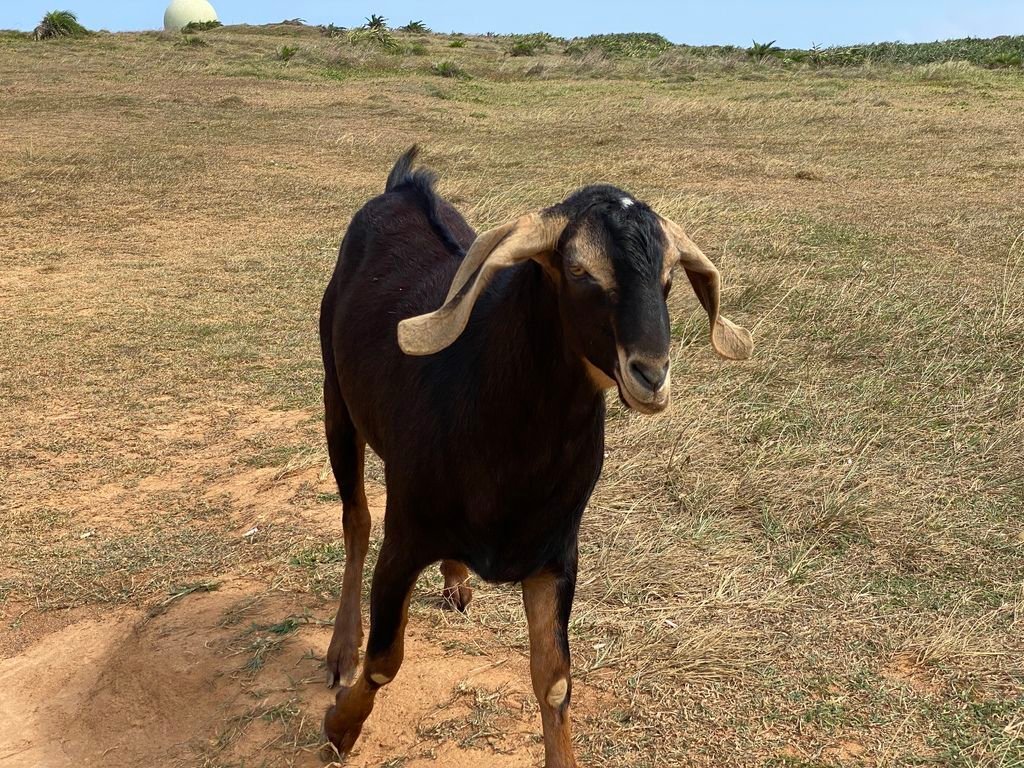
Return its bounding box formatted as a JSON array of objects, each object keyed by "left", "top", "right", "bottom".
[{"left": 451, "top": 493, "right": 593, "bottom": 583}]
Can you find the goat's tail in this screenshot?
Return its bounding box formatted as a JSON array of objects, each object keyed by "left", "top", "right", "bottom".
[
  {"left": 385, "top": 144, "right": 420, "bottom": 193},
  {"left": 384, "top": 145, "right": 465, "bottom": 257}
]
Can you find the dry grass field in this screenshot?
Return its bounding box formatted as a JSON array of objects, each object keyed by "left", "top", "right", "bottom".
[{"left": 1, "top": 23, "right": 1022, "bottom": 768}]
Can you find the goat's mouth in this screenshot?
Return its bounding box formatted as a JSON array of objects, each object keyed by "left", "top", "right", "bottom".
[{"left": 613, "top": 366, "right": 670, "bottom": 415}]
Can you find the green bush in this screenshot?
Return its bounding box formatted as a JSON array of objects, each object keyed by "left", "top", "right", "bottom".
[
  {"left": 565, "top": 32, "right": 672, "bottom": 58},
  {"left": 783, "top": 36, "right": 1024, "bottom": 69},
  {"left": 509, "top": 40, "right": 539, "bottom": 56},
  {"left": 507, "top": 32, "right": 560, "bottom": 57},
  {"left": 399, "top": 20, "right": 429, "bottom": 33},
  {"left": 319, "top": 23, "right": 346, "bottom": 38},
  {"left": 748, "top": 39, "right": 782, "bottom": 61},
  {"left": 431, "top": 60, "right": 468, "bottom": 78},
  {"left": 276, "top": 44, "right": 298, "bottom": 62},
  {"left": 349, "top": 26, "right": 397, "bottom": 50},
  {"left": 448, "top": 39, "right": 466, "bottom": 48},
  {"left": 33, "top": 10, "right": 89, "bottom": 40},
  {"left": 984, "top": 52, "right": 1022, "bottom": 69},
  {"left": 181, "top": 20, "right": 222, "bottom": 32}
]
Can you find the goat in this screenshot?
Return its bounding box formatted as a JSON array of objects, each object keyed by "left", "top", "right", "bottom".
[{"left": 318, "top": 146, "right": 752, "bottom": 766}]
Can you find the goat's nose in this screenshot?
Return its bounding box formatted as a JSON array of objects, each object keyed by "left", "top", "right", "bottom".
[{"left": 628, "top": 358, "right": 669, "bottom": 392}]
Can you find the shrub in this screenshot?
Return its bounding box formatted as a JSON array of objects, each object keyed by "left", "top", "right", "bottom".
[
  {"left": 33, "top": 10, "right": 89, "bottom": 40},
  {"left": 399, "top": 20, "right": 429, "bottom": 33},
  {"left": 276, "top": 44, "right": 298, "bottom": 62},
  {"left": 349, "top": 26, "right": 397, "bottom": 50},
  {"left": 448, "top": 39, "right": 466, "bottom": 48},
  {"left": 784, "top": 36, "right": 1024, "bottom": 69},
  {"left": 507, "top": 32, "right": 560, "bottom": 57},
  {"left": 178, "top": 35, "right": 207, "bottom": 47},
  {"left": 407, "top": 43, "right": 428, "bottom": 56},
  {"left": 181, "top": 20, "right": 222, "bottom": 32},
  {"left": 319, "top": 23, "right": 346, "bottom": 38},
  {"left": 748, "top": 39, "right": 782, "bottom": 61},
  {"left": 565, "top": 32, "right": 671, "bottom": 58},
  {"left": 364, "top": 15, "right": 387, "bottom": 31},
  {"left": 432, "top": 60, "right": 468, "bottom": 78},
  {"left": 509, "top": 41, "right": 538, "bottom": 57},
  {"left": 985, "top": 52, "right": 1022, "bottom": 69}
]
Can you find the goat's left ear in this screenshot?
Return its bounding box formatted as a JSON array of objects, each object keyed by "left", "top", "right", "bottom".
[
  {"left": 660, "top": 218, "right": 754, "bottom": 361},
  {"left": 397, "top": 212, "right": 566, "bottom": 356}
]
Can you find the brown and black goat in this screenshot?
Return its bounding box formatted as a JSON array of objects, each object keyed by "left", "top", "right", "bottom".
[{"left": 318, "top": 146, "right": 753, "bottom": 766}]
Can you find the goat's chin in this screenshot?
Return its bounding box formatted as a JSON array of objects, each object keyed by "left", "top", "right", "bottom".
[{"left": 614, "top": 371, "right": 670, "bottom": 415}]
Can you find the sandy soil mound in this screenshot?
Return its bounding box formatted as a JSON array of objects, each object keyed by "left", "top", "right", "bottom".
[{"left": 0, "top": 579, "right": 557, "bottom": 767}]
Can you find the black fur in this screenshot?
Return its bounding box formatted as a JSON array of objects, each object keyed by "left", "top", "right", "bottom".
[{"left": 384, "top": 145, "right": 465, "bottom": 257}]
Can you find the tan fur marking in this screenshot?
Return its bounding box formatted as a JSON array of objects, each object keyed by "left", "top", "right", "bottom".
[
  {"left": 661, "top": 234, "right": 680, "bottom": 284},
  {"left": 546, "top": 677, "right": 569, "bottom": 708},
  {"left": 523, "top": 573, "right": 578, "bottom": 767},
  {"left": 584, "top": 358, "right": 616, "bottom": 390},
  {"left": 369, "top": 672, "right": 391, "bottom": 685},
  {"left": 570, "top": 227, "right": 616, "bottom": 291}
]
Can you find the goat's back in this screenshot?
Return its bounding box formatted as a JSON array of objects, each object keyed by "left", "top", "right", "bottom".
[{"left": 320, "top": 181, "right": 473, "bottom": 440}]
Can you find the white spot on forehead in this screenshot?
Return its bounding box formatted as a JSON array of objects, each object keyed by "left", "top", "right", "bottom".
[{"left": 620, "top": 197, "right": 634, "bottom": 208}]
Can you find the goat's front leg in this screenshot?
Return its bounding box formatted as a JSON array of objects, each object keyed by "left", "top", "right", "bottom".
[
  {"left": 324, "top": 535, "right": 424, "bottom": 755},
  {"left": 523, "top": 562, "right": 579, "bottom": 768}
]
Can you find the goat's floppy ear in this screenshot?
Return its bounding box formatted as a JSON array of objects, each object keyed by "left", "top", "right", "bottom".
[
  {"left": 397, "top": 212, "right": 566, "bottom": 356},
  {"left": 660, "top": 218, "right": 753, "bottom": 361}
]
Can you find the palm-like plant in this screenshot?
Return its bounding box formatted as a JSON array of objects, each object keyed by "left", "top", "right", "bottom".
[
  {"left": 33, "top": 9, "right": 88, "bottom": 40},
  {"left": 399, "top": 20, "right": 429, "bottom": 33},
  {"left": 748, "top": 39, "right": 781, "bottom": 61},
  {"left": 349, "top": 26, "right": 397, "bottom": 50},
  {"left": 364, "top": 15, "right": 388, "bottom": 31},
  {"left": 319, "top": 23, "right": 346, "bottom": 38}
]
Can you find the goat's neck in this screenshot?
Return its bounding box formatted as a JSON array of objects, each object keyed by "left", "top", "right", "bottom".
[{"left": 479, "top": 262, "right": 603, "bottom": 428}]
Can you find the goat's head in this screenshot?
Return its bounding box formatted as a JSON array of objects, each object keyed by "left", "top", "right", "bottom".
[{"left": 397, "top": 186, "right": 753, "bottom": 414}]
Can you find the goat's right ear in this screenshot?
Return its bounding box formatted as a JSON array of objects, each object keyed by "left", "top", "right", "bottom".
[{"left": 397, "top": 212, "right": 566, "bottom": 356}]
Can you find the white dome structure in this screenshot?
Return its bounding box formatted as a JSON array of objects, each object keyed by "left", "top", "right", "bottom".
[{"left": 164, "top": 0, "right": 219, "bottom": 32}]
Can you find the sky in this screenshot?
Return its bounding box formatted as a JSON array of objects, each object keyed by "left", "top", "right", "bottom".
[{"left": 4, "top": 1, "right": 1023, "bottom": 48}]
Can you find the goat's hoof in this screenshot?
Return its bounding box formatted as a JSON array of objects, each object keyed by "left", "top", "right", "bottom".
[
  {"left": 322, "top": 712, "right": 362, "bottom": 758},
  {"left": 323, "top": 690, "right": 371, "bottom": 757},
  {"left": 441, "top": 582, "right": 472, "bottom": 612},
  {"left": 325, "top": 645, "right": 360, "bottom": 689}
]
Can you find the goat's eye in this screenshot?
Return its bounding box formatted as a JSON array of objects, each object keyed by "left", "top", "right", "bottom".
[{"left": 567, "top": 263, "right": 589, "bottom": 279}]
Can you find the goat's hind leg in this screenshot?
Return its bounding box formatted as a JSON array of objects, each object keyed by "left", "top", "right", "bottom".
[
  {"left": 324, "top": 381, "right": 371, "bottom": 689},
  {"left": 440, "top": 559, "right": 472, "bottom": 611}
]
